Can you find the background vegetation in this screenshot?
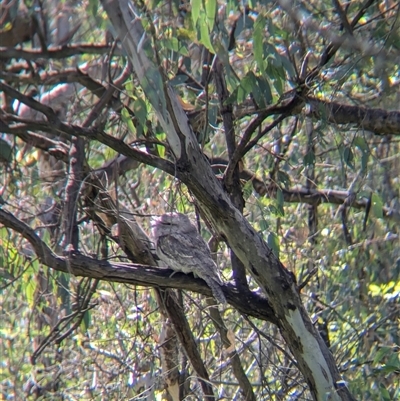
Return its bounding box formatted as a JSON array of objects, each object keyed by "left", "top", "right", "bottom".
[{"left": 1, "top": 0, "right": 399, "bottom": 400}]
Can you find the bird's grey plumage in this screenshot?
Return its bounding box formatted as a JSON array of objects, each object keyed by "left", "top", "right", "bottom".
[{"left": 152, "top": 213, "right": 226, "bottom": 304}]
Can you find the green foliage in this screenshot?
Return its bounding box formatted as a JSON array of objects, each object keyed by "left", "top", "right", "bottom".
[
  {"left": 1, "top": 0, "right": 399, "bottom": 399},
  {"left": 267, "top": 231, "right": 280, "bottom": 258},
  {"left": 253, "top": 15, "right": 266, "bottom": 73},
  {"left": 0, "top": 138, "right": 13, "bottom": 163},
  {"left": 304, "top": 149, "right": 316, "bottom": 167},
  {"left": 340, "top": 144, "right": 355, "bottom": 170},
  {"left": 121, "top": 107, "right": 135, "bottom": 135},
  {"left": 371, "top": 193, "right": 384, "bottom": 219}
]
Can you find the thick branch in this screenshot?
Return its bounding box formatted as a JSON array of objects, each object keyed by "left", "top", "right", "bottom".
[
  {"left": 180, "top": 151, "right": 355, "bottom": 401},
  {"left": 0, "top": 208, "right": 276, "bottom": 324},
  {"left": 307, "top": 97, "right": 400, "bottom": 135},
  {"left": 234, "top": 93, "right": 400, "bottom": 137}
]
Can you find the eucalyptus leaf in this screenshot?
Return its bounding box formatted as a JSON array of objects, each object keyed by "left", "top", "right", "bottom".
[{"left": 371, "top": 193, "right": 383, "bottom": 219}]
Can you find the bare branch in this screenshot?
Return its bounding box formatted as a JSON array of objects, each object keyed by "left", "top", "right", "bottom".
[
  {"left": 332, "top": 0, "right": 353, "bottom": 36},
  {"left": 0, "top": 208, "right": 277, "bottom": 324},
  {"left": 0, "top": 43, "right": 124, "bottom": 61},
  {"left": 307, "top": 97, "right": 400, "bottom": 136}
]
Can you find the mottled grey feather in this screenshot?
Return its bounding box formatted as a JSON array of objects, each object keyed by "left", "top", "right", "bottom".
[{"left": 152, "top": 213, "right": 226, "bottom": 304}]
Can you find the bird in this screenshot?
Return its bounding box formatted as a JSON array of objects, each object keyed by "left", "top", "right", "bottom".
[{"left": 151, "top": 212, "right": 226, "bottom": 304}]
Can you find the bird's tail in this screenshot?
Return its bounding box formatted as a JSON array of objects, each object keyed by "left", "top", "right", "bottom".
[{"left": 203, "top": 276, "right": 226, "bottom": 304}]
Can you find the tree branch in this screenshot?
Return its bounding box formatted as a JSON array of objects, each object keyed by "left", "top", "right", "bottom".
[
  {"left": 163, "top": 291, "right": 216, "bottom": 400},
  {"left": 0, "top": 208, "right": 277, "bottom": 324},
  {"left": 0, "top": 43, "right": 124, "bottom": 61},
  {"left": 214, "top": 57, "right": 248, "bottom": 292},
  {"left": 0, "top": 115, "right": 176, "bottom": 176},
  {"left": 307, "top": 97, "right": 400, "bottom": 135}
]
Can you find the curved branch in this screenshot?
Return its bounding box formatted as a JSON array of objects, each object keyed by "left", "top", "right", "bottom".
[
  {"left": 0, "top": 65, "right": 130, "bottom": 116},
  {"left": 0, "top": 82, "right": 61, "bottom": 124},
  {"left": 0, "top": 208, "right": 277, "bottom": 324},
  {"left": 0, "top": 68, "right": 104, "bottom": 87},
  {"left": 2, "top": 129, "right": 70, "bottom": 162},
  {"left": 0, "top": 43, "right": 124, "bottom": 61},
  {"left": 0, "top": 115, "right": 175, "bottom": 176},
  {"left": 228, "top": 93, "right": 305, "bottom": 174}
]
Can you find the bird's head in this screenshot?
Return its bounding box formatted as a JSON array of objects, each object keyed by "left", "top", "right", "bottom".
[{"left": 151, "top": 212, "right": 195, "bottom": 238}]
